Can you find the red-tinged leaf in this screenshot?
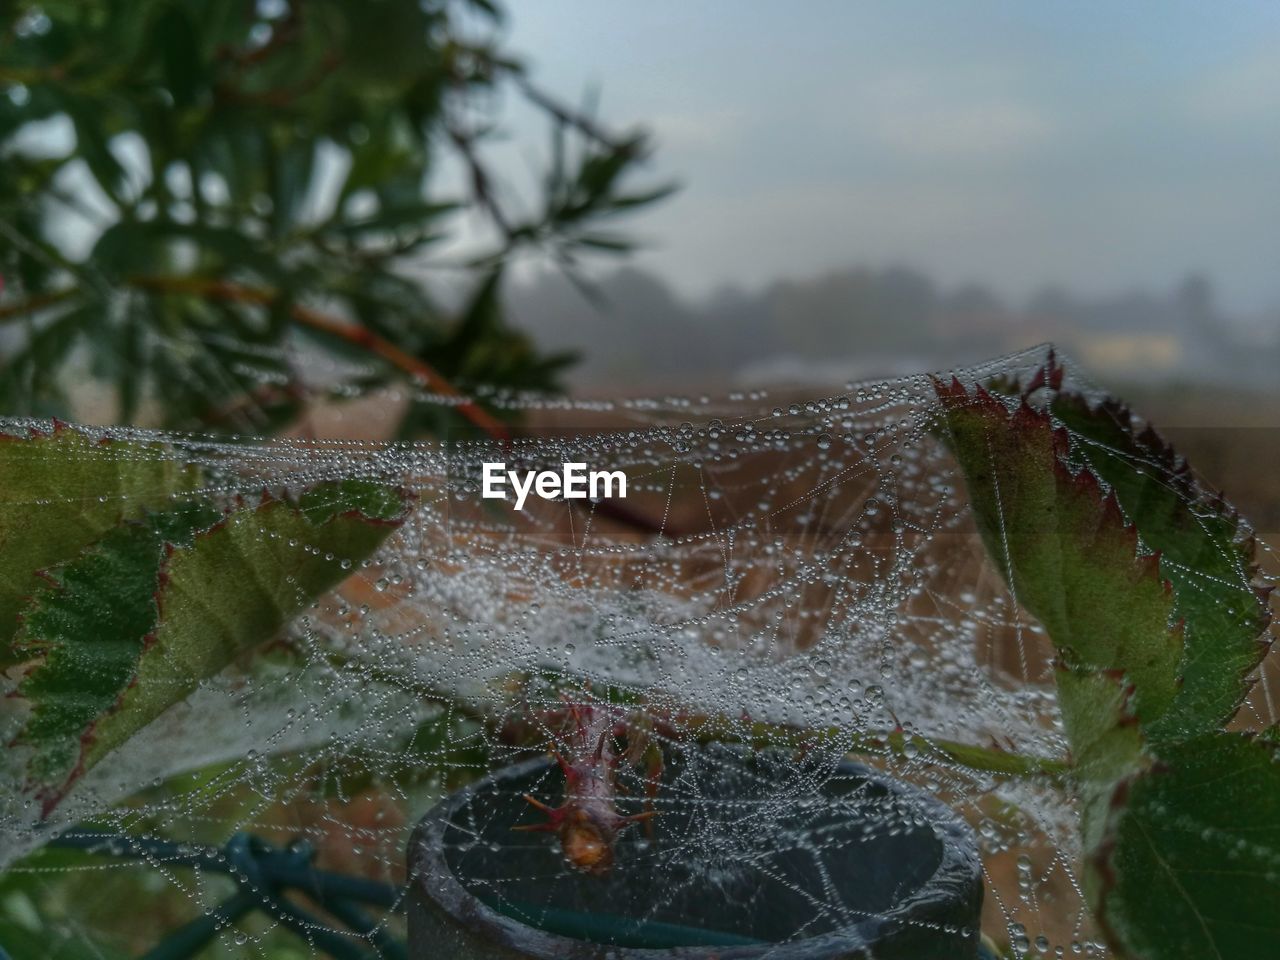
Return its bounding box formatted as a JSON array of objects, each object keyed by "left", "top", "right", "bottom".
[
  {"left": 934, "top": 379, "right": 1183, "bottom": 726},
  {"left": 12, "top": 480, "right": 412, "bottom": 813},
  {"left": 0, "top": 423, "right": 202, "bottom": 660},
  {"left": 1048, "top": 384, "right": 1271, "bottom": 740},
  {"left": 12, "top": 502, "right": 223, "bottom": 789}
]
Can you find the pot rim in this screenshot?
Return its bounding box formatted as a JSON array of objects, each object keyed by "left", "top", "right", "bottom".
[{"left": 409, "top": 753, "right": 982, "bottom": 959}]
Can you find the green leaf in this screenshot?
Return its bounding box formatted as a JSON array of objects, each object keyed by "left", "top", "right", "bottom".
[
  {"left": 332, "top": 200, "right": 457, "bottom": 238},
  {"left": 12, "top": 502, "right": 223, "bottom": 788},
  {"left": 1055, "top": 666, "right": 1149, "bottom": 860},
  {"left": 0, "top": 303, "right": 92, "bottom": 419},
  {"left": 338, "top": 0, "right": 434, "bottom": 89},
  {"left": 12, "top": 479, "right": 411, "bottom": 813},
  {"left": 1056, "top": 666, "right": 1147, "bottom": 783},
  {"left": 298, "top": 477, "right": 409, "bottom": 524},
  {"left": 1049, "top": 389, "right": 1271, "bottom": 740},
  {"left": 79, "top": 481, "right": 411, "bottom": 785},
  {"left": 939, "top": 359, "right": 1280, "bottom": 960},
  {"left": 268, "top": 140, "right": 318, "bottom": 237},
  {"left": 446, "top": 268, "right": 503, "bottom": 353},
  {"left": 0, "top": 423, "right": 202, "bottom": 659},
  {"left": 149, "top": 2, "right": 203, "bottom": 108},
  {"left": 575, "top": 232, "right": 636, "bottom": 253},
  {"left": 89, "top": 222, "right": 167, "bottom": 281},
  {"left": 64, "top": 100, "right": 127, "bottom": 207},
  {"left": 1093, "top": 733, "right": 1280, "bottom": 959},
  {"left": 606, "top": 184, "right": 680, "bottom": 211},
  {"left": 934, "top": 380, "right": 1183, "bottom": 726}
]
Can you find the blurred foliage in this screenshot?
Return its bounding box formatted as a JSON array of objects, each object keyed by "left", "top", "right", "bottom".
[
  {"left": 0, "top": 5, "right": 669, "bottom": 954},
  {"left": 0, "top": 0, "right": 671, "bottom": 436}
]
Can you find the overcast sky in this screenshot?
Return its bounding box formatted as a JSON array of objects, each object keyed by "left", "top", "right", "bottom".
[{"left": 491, "top": 1, "right": 1280, "bottom": 314}]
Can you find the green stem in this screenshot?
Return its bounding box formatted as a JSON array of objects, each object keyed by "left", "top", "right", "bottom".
[
  {"left": 339, "top": 653, "right": 1071, "bottom": 783},
  {"left": 679, "top": 713, "right": 1070, "bottom": 781}
]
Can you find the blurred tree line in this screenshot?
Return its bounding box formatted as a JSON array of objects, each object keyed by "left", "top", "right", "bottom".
[
  {"left": 0, "top": 0, "right": 670, "bottom": 437},
  {"left": 512, "top": 264, "right": 1266, "bottom": 389}
]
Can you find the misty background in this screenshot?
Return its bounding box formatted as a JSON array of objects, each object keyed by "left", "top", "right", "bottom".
[
  {"left": 481, "top": 1, "right": 1280, "bottom": 392},
  {"left": 506, "top": 264, "right": 1266, "bottom": 390}
]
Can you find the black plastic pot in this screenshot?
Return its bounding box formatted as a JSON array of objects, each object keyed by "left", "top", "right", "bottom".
[{"left": 408, "top": 747, "right": 983, "bottom": 959}]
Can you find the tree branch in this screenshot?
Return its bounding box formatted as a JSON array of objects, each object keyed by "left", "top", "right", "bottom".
[
  {"left": 0, "top": 288, "right": 77, "bottom": 324},
  {"left": 129, "top": 275, "right": 510, "bottom": 441},
  {"left": 446, "top": 125, "right": 515, "bottom": 244},
  {"left": 514, "top": 76, "right": 631, "bottom": 153}
]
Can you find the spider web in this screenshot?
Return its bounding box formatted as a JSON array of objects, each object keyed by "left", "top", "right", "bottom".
[{"left": 0, "top": 343, "right": 1274, "bottom": 959}]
